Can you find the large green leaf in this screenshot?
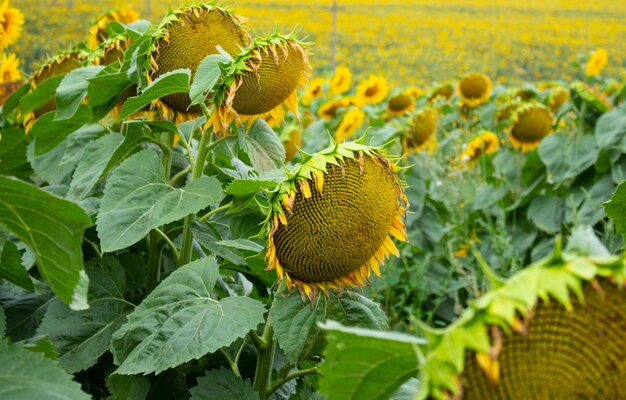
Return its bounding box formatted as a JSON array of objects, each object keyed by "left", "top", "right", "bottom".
[
  {"left": 116, "top": 69, "right": 190, "bottom": 122},
  {"left": 0, "top": 282, "right": 53, "bottom": 341},
  {"left": 67, "top": 132, "right": 124, "bottom": 201},
  {"left": 239, "top": 119, "right": 286, "bottom": 172},
  {"left": 319, "top": 321, "right": 423, "bottom": 400},
  {"left": 595, "top": 107, "right": 626, "bottom": 152},
  {"left": 270, "top": 291, "right": 388, "bottom": 365},
  {"left": 0, "top": 241, "right": 33, "bottom": 292},
  {"left": 111, "top": 257, "right": 266, "bottom": 375},
  {"left": 0, "top": 338, "right": 90, "bottom": 400},
  {"left": 189, "top": 54, "right": 230, "bottom": 106},
  {"left": 97, "top": 149, "right": 222, "bottom": 252},
  {"left": 527, "top": 194, "right": 565, "bottom": 233},
  {"left": 538, "top": 134, "right": 599, "bottom": 184},
  {"left": 55, "top": 66, "right": 105, "bottom": 121},
  {"left": 0, "top": 176, "right": 92, "bottom": 310},
  {"left": 100, "top": 123, "right": 147, "bottom": 178},
  {"left": 604, "top": 180, "right": 626, "bottom": 234},
  {"left": 31, "top": 106, "right": 94, "bottom": 156},
  {"left": 18, "top": 75, "right": 64, "bottom": 115},
  {"left": 37, "top": 258, "right": 133, "bottom": 373},
  {"left": 0, "top": 128, "right": 31, "bottom": 177},
  {"left": 189, "top": 368, "right": 259, "bottom": 400},
  {"left": 87, "top": 72, "right": 134, "bottom": 108}
]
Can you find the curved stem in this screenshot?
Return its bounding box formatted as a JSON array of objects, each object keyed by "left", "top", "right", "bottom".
[
  {"left": 198, "top": 201, "right": 233, "bottom": 222},
  {"left": 168, "top": 165, "right": 192, "bottom": 186},
  {"left": 267, "top": 367, "right": 319, "bottom": 397},
  {"left": 154, "top": 227, "right": 179, "bottom": 260}
]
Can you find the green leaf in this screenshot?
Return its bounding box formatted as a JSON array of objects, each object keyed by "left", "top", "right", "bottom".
[
  {"left": 97, "top": 149, "right": 223, "bottom": 252},
  {"left": 2, "top": 83, "right": 30, "bottom": 117},
  {"left": 240, "top": 119, "right": 286, "bottom": 172},
  {"left": 31, "top": 106, "right": 93, "bottom": 156},
  {"left": 55, "top": 66, "right": 105, "bottom": 121},
  {"left": 0, "top": 128, "right": 31, "bottom": 177},
  {"left": 87, "top": 72, "right": 133, "bottom": 108},
  {"left": 37, "top": 258, "right": 133, "bottom": 373},
  {"left": 107, "top": 374, "right": 151, "bottom": 400},
  {"left": 270, "top": 291, "right": 388, "bottom": 365},
  {"left": 604, "top": 180, "right": 626, "bottom": 234},
  {"left": 0, "top": 283, "right": 53, "bottom": 341},
  {"left": 189, "top": 368, "right": 259, "bottom": 400},
  {"left": 28, "top": 124, "right": 105, "bottom": 185},
  {"left": 319, "top": 321, "right": 423, "bottom": 400},
  {"left": 0, "top": 307, "right": 5, "bottom": 336},
  {"left": 527, "top": 194, "right": 564, "bottom": 233},
  {"left": 389, "top": 378, "right": 419, "bottom": 400},
  {"left": 189, "top": 54, "right": 229, "bottom": 106},
  {"left": 538, "top": 134, "right": 599, "bottom": 184},
  {"left": 0, "top": 339, "right": 90, "bottom": 400},
  {"left": 67, "top": 132, "right": 124, "bottom": 201},
  {"left": 116, "top": 69, "right": 190, "bottom": 122},
  {"left": 225, "top": 172, "right": 285, "bottom": 196},
  {"left": 595, "top": 107, "right": 626, "bottom": 152},
  {"left": 0, "top": 241, "right": 33, "bottom": 292},
  {"left": 0, "top": 176, "right": 92, "bottom": 310},
  {"left": 111, "top": 257, "right": 266, "bottom": 375},
  {"left": 22, "top": 336, "right": 58, "bottom": 360},
  {"left": 101, "top": 123, "right": 147, "bottom": 178},
  {"left": 18, "top": 75, "right": 64, "bottom": 115}
]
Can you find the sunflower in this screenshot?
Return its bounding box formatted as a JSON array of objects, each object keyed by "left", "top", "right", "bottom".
[
  {"left": 330, "top": 64, "right": 352, "bottom": 95},
  {"left": 336, "top": 107, "right": 365, "bottom": 142},
  {"left": 513, "top": 87, "right": 538, "bottom": 101},
  {"left": 571, "top": 80, "right": 613, "bottom": 113},
  {"left": 415, "top": 244, "right": 626, "bottom": 399},
  {"left": 585, "top": 48, "right": 608, "bottom": 77},
  {"left": 496, "top": 98, "right": 522, "bottom": 123},
  {"left": 210, "top": 32, "right": 311, "bottom": 134},
  {"left": 88, "top": 5, "right": 139, "bottom": 49},
  {"left": 318, "top": 97, "right": 358, "bottom": 120},
  {"left": 460, "top": 131, "right": 499, "bottom": 164},
  {"left": 405, "top": 86, "right": 425, "bottom": 98},
  {"left": 545, "top": 86, "right": 570, "bottom": 112},
  {"left": 95, "top": 32, "right": 133, "bottom": 67},
  {"left": 281, "top": 125, "right": 302, "bottom": 162},
  {"left": 0, "top": 51, "right": 21, "bottom": 82},
  {"left": 356, "top": 74, "right": 389, "bottom": 105},
  {"left": 386, "top": 93, "right": 415, "bottom": 117},
  {"left": 301, "top": 77, "right": 325, "bottom": 106},
  {"left": 403, "top": 107, "right": 438, "bottom": 154},
  {"left": 508, "top": 103, "right": 553, "bottom": 152},
  {"left": 428, "top": 82, "right": 454, "bottom": 102},
  {"left": 458, "top": 73, "right": 492, "bottom": 107},
  {"left": 0, "top": 0, "right": 24, "bottom": 49},
  {"left": 264, "top": 139, "right": 408, "bottom": 301},
  {"left": 148, "top": 4, "right": 251, "bottom": 121}
]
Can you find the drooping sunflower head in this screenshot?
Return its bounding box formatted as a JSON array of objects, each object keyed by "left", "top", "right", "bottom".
[
  {"left": 0, "top": 0, "right": 25, "bottom": 49},
  {"left": 545, "top": 86, "right": 570, "bottom": 112},
  {"left": 88, "top": 5, "right": 139, "bottom": 49},
  {"left": 330, "top": 64, "right": 352, "bottom": 95},
  {"left": 356, "top": 74, "right": 389, "bottom": 105},
  {"left": 457, "top": 72, "right": 492, "bottom": 107},
  {"left": 459, "top": 131, "right": 499, "bottom": 165},
  {"left": 428, "top": 82, "right": 454, "bottom": 102},
  {"left": 416, "top": 245, "right": 626, "bottom": 400},
  {"left": 211, "top": 32, "right": 311, "bottom": 134},
  {"left": 386, "top": 93, "right": 415, "bottom": 117},
  {"left": 148, "top": 4, "right": 251, "bottom": 118},
  {"left": 508, "top": 102, "right": 553, "bottom": 152},
  {"left": 95, "top": 32, "right": 133, "bottom": 67},
  {"left": 571, "top": 80, "right": 613, "bottom": 114},
  {"left": 585, "top": 47, "right": 608, "bottom": 77},
  {"left": 336, "top": 107, "right": 366, "bottom": 142},
  {"left": 264, "top": 139, "right": 408, "bottom": 301},
  {"left": 496, "top": 98, "right": 522, "bottom": 123},
  {"left": 403, "top": 107, "right": 438, "bottom": 154}
]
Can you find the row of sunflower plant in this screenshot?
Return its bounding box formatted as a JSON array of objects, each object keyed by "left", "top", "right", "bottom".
[{"left": 1, "top": 2, "right": 626, "bottom": 400}]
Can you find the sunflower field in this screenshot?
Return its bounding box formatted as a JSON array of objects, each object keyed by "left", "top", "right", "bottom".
[{"left": 1, "top": 1, "right": 626, "bottom": 400}]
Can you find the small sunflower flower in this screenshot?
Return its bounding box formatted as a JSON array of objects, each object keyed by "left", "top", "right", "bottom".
[
  {"left": 403, "top": 107, "right": 438, "bottom": 154},
  {"left": 264, "top": 138, "right": 408, "bottom": 301},
  {"left": 301, "top": 77, "right": 325, "bottom": 106},
  {"left": 458, "top": 73, "right": 492, "bottom": 108},
  {"left": 0, "top": 0, "right": 24, "bottom": 49},
  {"left": 405, "top": 86, "right": 425, "bottom": 98},
  {"left": 0, "top": 51, "right": 21, "bottom": 82},
  {"left": 508, "top": 103, "right": 554, "bottom": 152},
  {"left": 585, "top": 48, "right": 608, "bottom": 77},
  {"left": 336, "top": 107, "right": 365, "bottom": 142},
  {"left": 386, "top": 93, "right": 415, "bottom": 117},
  {"left": 330, "top": 64, "right": 352, "bottom": 95},
  {"left": 496, "top": 98, "right": 523, "bottom": 123},
  {"left": 545, "top": 87, "right": 570, "bottom": 112},
  {"left": 459, "top": 131, "right": 500, "bottom": 164},
  {"left": 356, "top": 74, "right": 389, "bottom": 105},
  {"left": 428, "top": 82, "right": 454, "bottom": 102}
]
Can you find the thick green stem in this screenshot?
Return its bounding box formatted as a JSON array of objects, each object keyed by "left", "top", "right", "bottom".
[
  {"left": 267, "top": 367, "right": 319, "bottom": 397},
  {"left": 253, "top": 324, "right": 275, "bottom": 400},
  {"left": 146, "top": 230, "right": 163, "bottom": 292},
  {"left": 179, "top": 132, "right": 212, "bottom": 266}
]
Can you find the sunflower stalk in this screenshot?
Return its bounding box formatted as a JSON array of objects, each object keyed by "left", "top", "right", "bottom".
[
  {"left": 252, "top": 323, "right": 276, "bottom": 400},
  {"left": 146, "top": 230, "right": 163, "bottom": 292}
]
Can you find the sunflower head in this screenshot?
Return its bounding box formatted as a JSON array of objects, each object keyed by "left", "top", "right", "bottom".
[
  {"left": 428, "top": 82, "right": 454, "bottom": 102},
  {"left": 585, "top": 47, "right": 608, "bottom": 77},
  {"left": 211, "top": 32, "right": 311, "bottom": 134},
  {"left": 496, "top": 98, "right": 522, "bottom": 123},
  {"left": 264, "top": 138, "right": 408, "bottom": 301},
  {"left": 545, "top": 86, "right": 570, "bottom": 112},
  {"left": 508, "top": 102, "right": 553, "bottom": 152},
  {"left": 356, "top": 74, "right": 389, "bottom": 105},
  {"left": 403, "top": 107, "right": 438, "bottom": 154},
  {"left": 88, "top": 5, "right": 139, "bottom": 49},
  {"left": 336, "top": 107, "right": 366, "bottom": 142},
  {"left": 513, "top": 87, "right": 538, "bottom": 101},
  {"left": 0, "top": 0, "right": 25, "bottom": 49},
  {"left": 405, "top": 86, "right": 425, "bottom": 98},
  {"left": 458, "top": 73, "right": 492, "bottom": 107},
  {"left": 330, "top": 64, "right": 352, "bottom": 95},
  {"left": 459, "top": 131, "right": 500, "bottom": 164},
  {"left": 386, "top": 93, "right": 415, "bottom": 117},
  {"left": 0, "top": 51, "right": 21, "bottom": 83},
  {"left": 95, "top": 32, "right": 133, "bottom": 67},
  {"left": 416, "top": 245, "right": 626, "bottom": 399},
  {"left": 148, "top": 4, "right": 251, "bottom": 117},
  {"left": 318, "top": 97, "right": 358, "bottom": 120},
  {"left": 571, "top": 80, "right": 613, "bottom": 113}
]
